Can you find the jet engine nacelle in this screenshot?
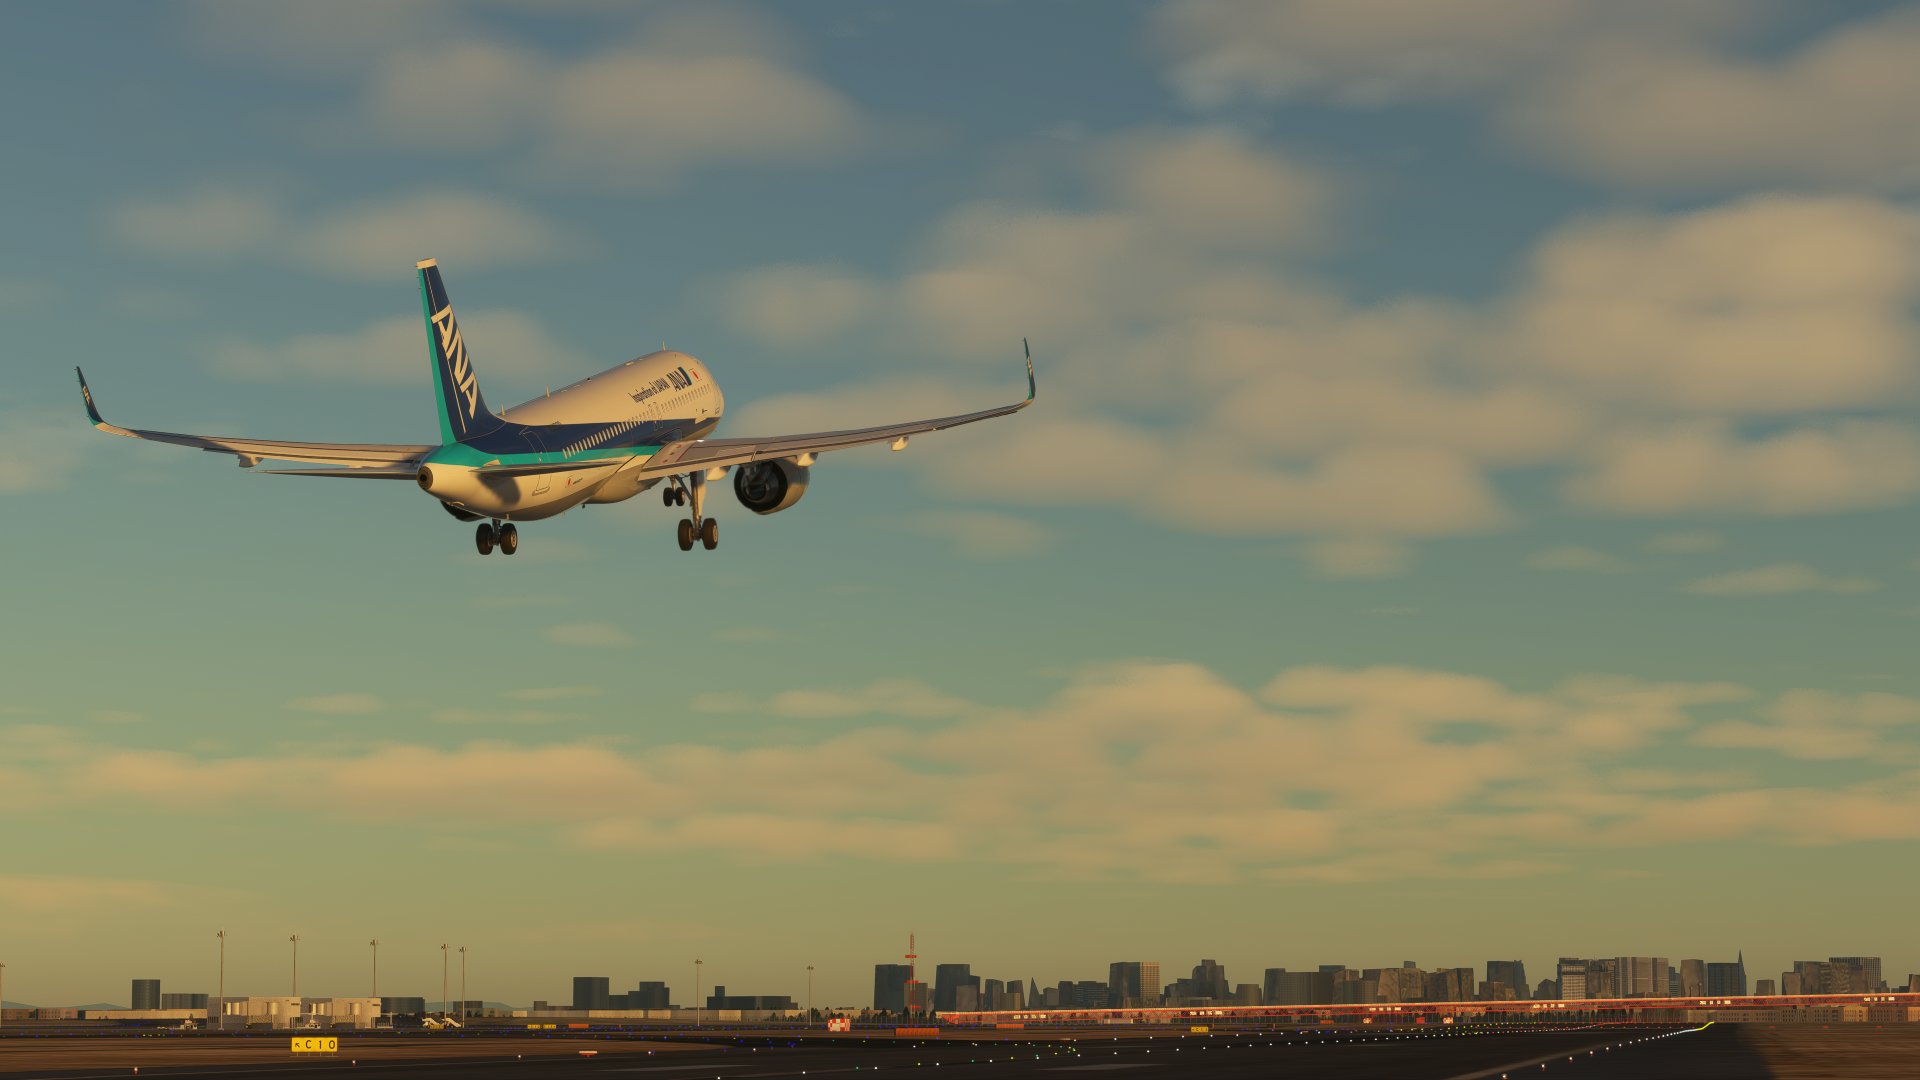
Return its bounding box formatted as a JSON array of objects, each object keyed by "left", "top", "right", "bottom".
[{"left": 733, "top": 457, "right": 810, "bottom": 514}]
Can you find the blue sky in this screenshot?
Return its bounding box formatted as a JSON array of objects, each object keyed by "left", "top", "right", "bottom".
[{"left": 2, "top": 0, "right": 1918, "bottom": 1007}]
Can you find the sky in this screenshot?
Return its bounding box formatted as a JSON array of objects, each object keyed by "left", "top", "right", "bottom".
[{"left": 2, "top": 0, "right": 1918, "bottom": 1008}]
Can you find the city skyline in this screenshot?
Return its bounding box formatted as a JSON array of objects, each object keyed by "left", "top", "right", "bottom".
[{"left": 5, "top": 2, "right": 1920, "bottom": 1005}]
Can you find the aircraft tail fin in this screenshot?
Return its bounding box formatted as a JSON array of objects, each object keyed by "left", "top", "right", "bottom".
[{"left": 415, "top": 259, "right": 504, "bottom": 445}]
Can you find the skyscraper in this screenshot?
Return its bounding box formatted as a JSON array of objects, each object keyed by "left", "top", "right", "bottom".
[
  {"left": 873, "top": 964, "right": 911, "bottom": 1013},
  {"left": 933, "top": 964, "right": 977, "bottom": 1013},
  {"left": 1556, "top": 959, "right": 1587, "bottom": 1001},
  {"left": 1107, "top": 962, "right": 1159, "bottom": 1007},
  {"left": 1828, "top": 957, "right": 1883, "bottom": 993},
  {"left": 1486, "top": 961, "right": 1528, "bottom": 1001},
  {"left": 131, "top": 980, "right": 160, "bottom": 1011},
  {"left": 1190, "top": 959, "right": 1228, "bottom": 1001},
  {"left": 1706, "top": 953, "right": 1747, "bottom": 997},
  {"left": 1679, "top": 959, "right": 1706, "bottom": 997},
  {"left": 571, "top": 976, "right": 610, "bottom": 1011}
]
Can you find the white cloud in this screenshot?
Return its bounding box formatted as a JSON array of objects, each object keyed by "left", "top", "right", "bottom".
[
  {"left": 542, "top": 621, "right": 636, "bottom": 647},
  {"left": 1682, "top": 563, "right": 1880, "bottom": 597},
  {"left": 339, "top": 8, "right": 872, "bottom": 192},
  {"left": 209, "top": 309, "right": 592, "bottom": 386},
  {"left": 1153, "top": 2, "right": 1920, "bottom": 193},
  {"left": 1527, "top": 545, "right": 1632, "bottom": 573},
  {"left": 106, "top": 186, "right": 587, "bottom": 280},
  {"left": 286, "top": 693, "right": 383, "bottom": 715},
  {"left": 1568, "top": 421, "right": 1920, "bottom": 517},
  {"left": 1504, "top": 197, "right": 1920, "bottom": 413},
  {"left": 509, "top": 685, "right": 601, "bottom": 702},
  {"left": 11, "top": 660, "right": 1920, "bottom": 881}
]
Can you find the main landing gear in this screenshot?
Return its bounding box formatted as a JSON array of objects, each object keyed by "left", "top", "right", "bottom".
[
  {"left": 674, "top": 473, "right": 719, "bottom": 551},
  {"left": 475, "top": 520, "right": 518, "bottom": 556},
  {"left": 661, "top": 480, "right": 688, "bottom": 507}
]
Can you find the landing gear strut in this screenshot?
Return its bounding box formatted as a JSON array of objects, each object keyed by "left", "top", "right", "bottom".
[
  {"left": 675, "top": 472, "right": 719, "bottom": 551},
  {"left": 475, "top": 520, "right": 519, "bottom": 556}
]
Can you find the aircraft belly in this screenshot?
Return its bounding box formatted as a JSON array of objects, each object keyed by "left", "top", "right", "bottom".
[{"left": 433, "top": 464, "right": 616, "bottom": 520}]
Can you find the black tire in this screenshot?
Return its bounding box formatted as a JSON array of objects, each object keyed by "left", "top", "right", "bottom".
[
  {"left": 499, "top": 523, "right": 519, "bottom": 555},
  {"left": 677, "top": 519, "right": 695, "bottom": 551},
  {"left": 475, "top": 523, "right": 495, "bottom": 556},
  {"left": 662, "top": 486, "right": 676, "bottom": 507},
  {"left": 701, "top": 517, "right": 718, "bottom": 550},
  {"left": 675, "top": 488, "right": 687, "bottom": 506}
]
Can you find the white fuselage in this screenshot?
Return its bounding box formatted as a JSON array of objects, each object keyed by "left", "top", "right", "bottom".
[{"left": 419, "top": 350, "right": 723, "bottom": 521}]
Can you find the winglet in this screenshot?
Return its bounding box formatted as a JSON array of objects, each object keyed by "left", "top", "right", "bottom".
[
  {"left": 76, "top": 366, "right": 106, "bottom": 427},
  {"left": 1023, "top": 338, "right": 1036, "bottom": 401}
]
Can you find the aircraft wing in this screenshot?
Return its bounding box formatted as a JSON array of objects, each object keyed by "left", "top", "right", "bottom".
[
  {"left": 636, "top": 343, "right": 1035, "bottom": 479},
  {"left": 77, "top": 368, "right": 434, "bottom": 471}
]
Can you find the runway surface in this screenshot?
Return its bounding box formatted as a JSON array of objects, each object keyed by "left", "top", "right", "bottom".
[{"left": 2, "top": 1022, "right": 1911, "bottom": 1079}]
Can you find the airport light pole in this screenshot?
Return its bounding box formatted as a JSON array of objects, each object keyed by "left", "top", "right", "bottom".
[
  {"left": 807, "top": 966, "right": 814, "bottom": 1028},
  {"left": 216, "top": 931, "right": 225, "bottom": 1031},
  {"left": 440, "top": 944, "right": 448, "bottom": 1020},
  {"left": 370, "top": 939, "right": 379, "bottom": 998},
  {"left": 289, "top": 934, "right": 300, "bottom": 998},
  {"left": 2, "top": 959, "right": 7, "bottom": 1032},
  {"left": 694, "top": 959, "right": 703, "bottom": 1029},
  {"left": 458, "top": 947, "right": 467, "bottom": 1025}
]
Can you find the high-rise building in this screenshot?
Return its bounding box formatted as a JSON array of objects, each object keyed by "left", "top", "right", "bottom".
[
  {"left": 1679, "top": 959, "right": 1706, "bottom": 997},
  {"left": 1782, "top": 971, "right": 1802, "bottom": 996},
  {"left": 983, "top": 979, "right": 1006, "bottom": 1010},
  {"left": 1754, "top": 979, "right": 1777, "bottom": 996},
  {"left": 1706, "top": 954, "right": 1747, "bottom": 997},
  {"left": 1828, "top": 957, "right": 1883, "bottom": 993},
  {"left": 131, "top": 980, "right": 160, "bottom": 1011},
  {"left": 1004, "top": 980, "right": 1024, "bottom": 1010},
  {"left": 1557, "top": 959, "right": 1587, "bottom": 1001},
  {"left": 874, "top": 965, "right": 911, "bottom": 1013},
  {"left": 1107, "top": 962, "right": 1159, "bottom": 1008},
  {"left": 572, "top": 976, "right": 610, "bottom": 1011},
  {"left": 933, "top": 965, "right": 976, "bottom": 1013},
  {"left": 1584, "top": 958, "right": 1617, "bottom": 1000},
  {"left": 1486, "top": 961, "right": 1528, "bottom": 1001},
  {"left": 1536, "top": 979, "right": 1559, "bottom": 1000},
  {"left": 1620, "top": 957, "right": 1669, "bottom": 997},
  {"left": 1264, "top": 968, "right": 1332, "bottom": 1006},
  {"left": 639, "top": 983, "right": 673, "bottom": 1009},
  {"left": 953, "top": 984, "right": 979, "bottom": 1011},
  {"left": 1190, "top": 959, "right": 1228, "bottom": 1001}
]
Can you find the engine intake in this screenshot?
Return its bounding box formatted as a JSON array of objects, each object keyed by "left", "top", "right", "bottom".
[{"left": 733, "top": 458, "right": 810, "bottom": 515}]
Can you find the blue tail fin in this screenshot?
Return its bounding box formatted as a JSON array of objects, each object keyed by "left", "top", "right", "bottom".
[{"left": 416, "top": 259, "right": 504, "bottom": 445}]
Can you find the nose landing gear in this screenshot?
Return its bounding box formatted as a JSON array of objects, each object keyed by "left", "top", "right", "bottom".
[{"left": 475, "top": 520, "right": 519, "bottom": 556}]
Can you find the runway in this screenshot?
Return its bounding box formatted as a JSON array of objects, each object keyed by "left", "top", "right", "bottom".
[{"left": 2, "top": 1021, "right": 1911, "bottom": 1079}]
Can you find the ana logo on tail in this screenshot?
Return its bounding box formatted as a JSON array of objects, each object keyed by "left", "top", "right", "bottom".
[{"left": 430, "top": 304, "right": 479, "bottom": 419}]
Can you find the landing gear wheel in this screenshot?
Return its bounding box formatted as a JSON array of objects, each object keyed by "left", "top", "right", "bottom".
[
  {"left": 499, "top": 523, "right": 519, "bottom": 555},
  {"left": 662, "top": 486, "right": 676, "bottom": 507},
  {"left": 677, "top": 519, "right": 695, "bottom": 551},
  {"left": 475, "top": 523, "right": 496, "bottom": 556},
  {"left": 674, "top": 488, "right": 687, "bottom": 506},
  {"left": 701, "top": 517, "right": 718, "bottom": 550}
]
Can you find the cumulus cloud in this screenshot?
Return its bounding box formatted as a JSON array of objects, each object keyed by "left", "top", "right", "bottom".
[
  {"left": 334, "top": 7, "right": 873, "bottom": 192},
  {"left": 1503, "top": 197, "right": 1920, "bottom": 412},
  {"left": 0, "top": 407, "right": 97, "bottom": 496},
  {"left": 11, "top": 661, "right": 1920, "bottom": 881},
  {"left": 1567, "top": 421, "right": 1920, "bottom": 517},
  {"left": 209, "top": 309, "right": 592, "bottom": 386},
  {"left": 721, "top": 264, "right": 881, "bottom": 345},
  {"left": 1154, "top": 2, "right": 1920, "bottom": 193},
  {"left": 1682, "top": 563, "right": 1880, "bottom": 597},
  {"left": 1645, "top": 531, "right": 1723, "bottom": 554},
  {"left": 107, "top": 187, "right": 587, "bottom": 280}
]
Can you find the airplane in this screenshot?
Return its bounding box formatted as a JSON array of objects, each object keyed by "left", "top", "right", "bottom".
[{"left": 78, "top": 259, "right": 1035, "bottom": 554}]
